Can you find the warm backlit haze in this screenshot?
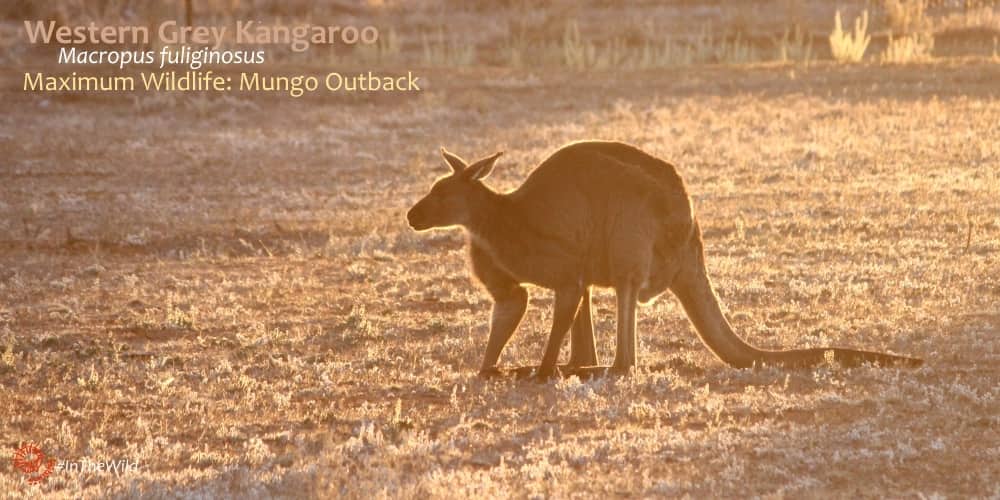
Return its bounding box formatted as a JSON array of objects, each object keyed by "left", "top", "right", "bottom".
[{"left": 1, "top": 1, "right": 998, "bottom": 497}]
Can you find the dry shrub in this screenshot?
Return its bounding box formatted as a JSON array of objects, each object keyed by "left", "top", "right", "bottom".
[{"left": 829, "top": 10, "right": 871, "bottom": 63}]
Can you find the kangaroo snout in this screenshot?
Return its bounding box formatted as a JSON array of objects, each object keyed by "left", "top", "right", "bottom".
[{"left": 406, "top": 203, "right": 430, "bottom": 231}]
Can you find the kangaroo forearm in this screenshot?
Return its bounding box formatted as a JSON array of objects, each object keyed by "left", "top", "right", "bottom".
[{"left": 480, "top": 287, "right": 527, "bottom": 370}]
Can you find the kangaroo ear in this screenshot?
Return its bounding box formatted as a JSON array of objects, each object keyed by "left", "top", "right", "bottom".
[
  {"left": 464, "top": 151, "right": 503, "bottom": 180},
  {"left": 441, "top": 147, "right": 468, "bottom": 173}
]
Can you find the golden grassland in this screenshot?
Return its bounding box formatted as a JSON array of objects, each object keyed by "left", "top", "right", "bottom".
[
  {"left": 1, "top": 4, "right": 1000, "bottom": 497},
  {"left": 2, "top": 61, "right": 998, "bottom": 497}
]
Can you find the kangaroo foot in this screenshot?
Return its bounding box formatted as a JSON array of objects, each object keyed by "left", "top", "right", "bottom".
[
  {"left": 561, "top": 365, "right": 613, "bottom": 379},
  {"left": 477, "top": 366, "right": 504, "bottom": 379},
  {"left": 609, "top": 363, "right": 635, "bottom": 376},
  {"left": 502, "top": 364, "right": 578, "bottom": 379},
  {"left": 533, "top": 365, "right": 561, "bottom": 382},
  {"left": 499, "top": 364, "right": 616, "bottom": 380}
]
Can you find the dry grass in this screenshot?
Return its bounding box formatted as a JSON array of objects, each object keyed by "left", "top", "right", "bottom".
[
  {"left": 2, "top": 2, "right": 1000, "bottom": 498},
  {"left": 882, "top": 0, "right": 931, "bottom": 35},
  {"left": 829, "top": 10, "right": 872, "bottom": 63},
  {"left": 882, "top": 32, "right": 935, "bottom": 63}
]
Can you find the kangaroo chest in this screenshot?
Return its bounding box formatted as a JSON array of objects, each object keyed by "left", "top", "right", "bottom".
[{"left": 470, "top": 232, "right": 580, "bottom": 289}]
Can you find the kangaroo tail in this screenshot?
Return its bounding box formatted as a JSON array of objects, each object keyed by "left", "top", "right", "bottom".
[{"left": 669, "top": 232, "right": 922, "bottom": 369}]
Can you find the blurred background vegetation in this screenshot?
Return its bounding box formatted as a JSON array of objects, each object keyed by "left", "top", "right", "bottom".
[{"left": 3, "top": 0, "right": 998, "bottom": 67}]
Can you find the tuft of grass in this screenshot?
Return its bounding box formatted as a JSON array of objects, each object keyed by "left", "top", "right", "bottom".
[
  {"left": 422, "top": 27, "right": 477, "bottom": 67},
  {"left": 829, "top": 10, "right": 871, "bottom": 63},
  {"left": 773, "top": 25, "right": 814, "bottom": 64},
  {"left": 243, "top": 437, "right": 274, "bottom": 466},
  {"left": 353, "top": 27, "right": 401, "bottom": 65},
  {"left": 164, "top": 298, "right": 197, "bottom": 331},
  {"left": 882, "top": 0, "right": 931, "bottom": 35},
  {"left": 879, "top": 0, "right": 934, "bottom": 64},
  {"left": 632, "top": 36, "right": 694, "bottom": 68},
  {"left": 560, "top": 21, "right": 762, "bottom": 70},
  {"left": 501, "top": 29, "right": 529, "bottom": 68},
  {"left": 0, "top": 342, "right": 13, "bottom": 371},
  {"left": 76, "top": 363, "right": 104, "bottom": 391},
  {"left": 340, "top": 304, "right": 377, "bottom": 344},
  {"left": 562, "top": 20, "right": 599, "bottom": 70},
  {"left": 560, "top": 20, "right": 628, "bottom": 70},
  {"left": 881, "top": 33, "right": 934, "bottom": 64},
  {"left": 385, "top": 398, "right": 416, "bottom": 444},
  {"left": 713, "top": 32, "right": 760, "bottom": 65}
]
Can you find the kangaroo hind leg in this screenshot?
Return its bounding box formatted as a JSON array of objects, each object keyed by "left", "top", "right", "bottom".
[
  {"left": 536, "top": 285, "right": 585, "bottom": 380},
  {"left": 612, "top": 281, "right": 639, "bottom": 373}
]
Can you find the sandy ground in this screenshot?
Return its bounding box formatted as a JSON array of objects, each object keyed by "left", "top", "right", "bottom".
[{"left": 1, "top": 7, "right": 999, "bottom": 497}]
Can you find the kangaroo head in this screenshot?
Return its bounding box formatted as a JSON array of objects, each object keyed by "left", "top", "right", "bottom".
[{"left": 407, "top": 148, "right": 503, "bottom": 231}]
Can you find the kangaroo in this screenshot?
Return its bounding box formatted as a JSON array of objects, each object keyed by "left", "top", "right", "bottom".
[{"left": 406, "top": 141, "right": 922, "bottom": 379}]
